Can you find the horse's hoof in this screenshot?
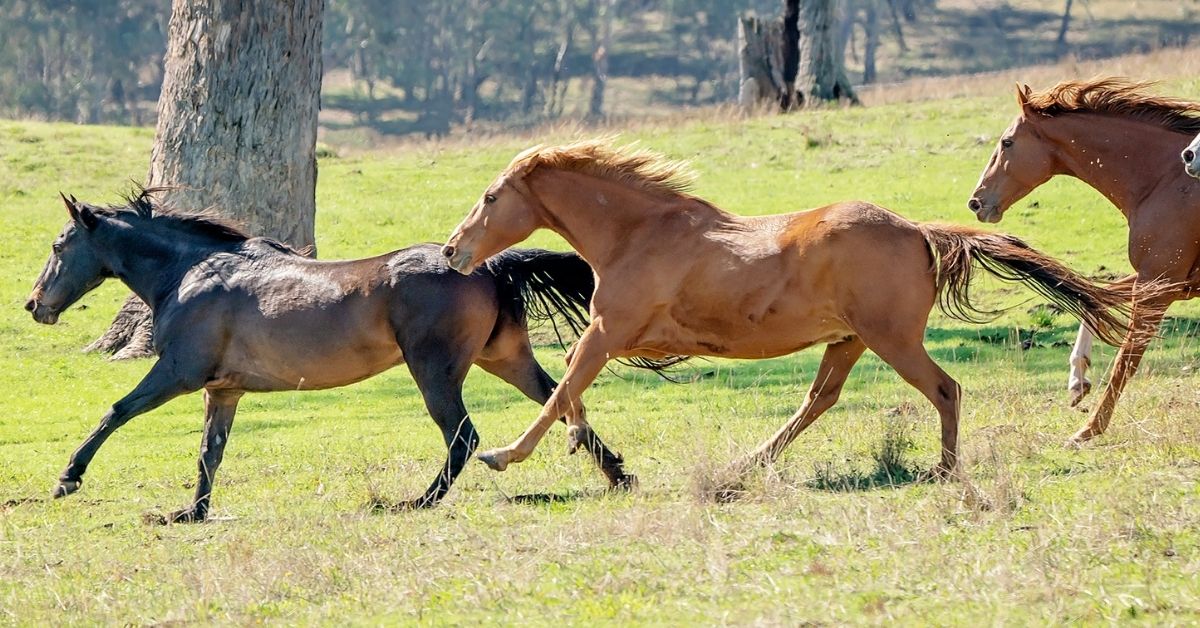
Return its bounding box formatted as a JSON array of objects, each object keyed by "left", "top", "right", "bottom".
[
  {"left": 917, "top": 465, "right": 956, "bottom": 483},
  {"left": 1068, "top": 382, "right": 1092, "bottom": 408},
  {"left": 51, "top": 479, "right": 81, "bottom": 499},
  {"left": 612, "top": 474, "right": 639, "bottom": 492},
  {"left": 477, "top": 449, "right": 510, "bottom": 472},
  {"left": 1064, "top": 434, "right": 1091, "bottom": 449},
  {"left": 714, "top": 486, "right": 746, "bottom": 503},
  {"left": 370, "top": 497, "right": 436, "bottom": 512},
  {"left": 566, "top": 425, "right": 585, "bottom": 455},
  {"left": 143, "top": 507, "right": 206, "bottom": 526}
]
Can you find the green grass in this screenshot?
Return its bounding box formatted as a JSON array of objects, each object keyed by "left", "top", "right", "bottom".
[{"left": 3, "top": 82, "right": 1200, "bottom": 624}]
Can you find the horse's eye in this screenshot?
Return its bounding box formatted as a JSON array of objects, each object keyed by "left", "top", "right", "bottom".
[
  {"left": 484, "top": 194, "right": 497, "bottom": 204},
  {"left": 1001, "top": 138, "right": 1014, "bottom": 148},
  {"left": 52, "top": 243, "right": 63, "bottom": 254}
]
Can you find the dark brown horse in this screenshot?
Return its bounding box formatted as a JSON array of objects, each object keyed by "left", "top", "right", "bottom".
[
  {"left": 969, "top": 78, "right": 1200, "bottom": 444},
  {"left": 26, "top": 190, "right": 633, "bottom": 522},
  {"left": 440, "top": 139, "right": 1141, "bottom": 492}
]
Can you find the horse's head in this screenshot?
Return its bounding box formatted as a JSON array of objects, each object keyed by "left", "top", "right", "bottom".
[
  {"left": 442, "top": 167, "right": 543, "bottom": 275},
  {"left": 967, "top": 84, "right": 1059, "bottom": 223},
  {"left": 26, "top": 194, "right": 113, "bottom": 325},
  {"left": 1182, "top": 133, "right": 1200, "bottom": 180}
]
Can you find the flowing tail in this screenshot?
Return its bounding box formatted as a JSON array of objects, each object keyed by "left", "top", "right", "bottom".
[
  {"left": 484, "top": 248, "right": 688, "bottom": 375},
  {"left": 918, "top": 224, "right": 1142, "bottom": 346}
]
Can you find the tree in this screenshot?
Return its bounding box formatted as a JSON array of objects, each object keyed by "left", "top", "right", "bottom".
[
  {"left": 90, "top": 0, "right": 324, "bottom": 359},
  {"left": 795, "top": 0, "right": 858, "bottom": 106},
  {"left": 739, "top": 0, "right": 857, "bottom": 110}
]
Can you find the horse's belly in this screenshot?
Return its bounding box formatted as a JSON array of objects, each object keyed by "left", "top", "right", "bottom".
[
  {"left": 216, "top": 330, "right": 404, "bottom": 392},
  {"left": 634, "top": 307, "right": 850, "bottom": 360}
]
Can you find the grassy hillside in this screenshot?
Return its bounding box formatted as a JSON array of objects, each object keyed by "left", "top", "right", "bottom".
[{"left": 2, "top": 77, "right": 1200, "bottom": 624}]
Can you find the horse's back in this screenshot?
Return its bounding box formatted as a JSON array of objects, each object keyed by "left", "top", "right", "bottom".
[{"left": 171, "top": 242, "right": 499, "bottom": 392}]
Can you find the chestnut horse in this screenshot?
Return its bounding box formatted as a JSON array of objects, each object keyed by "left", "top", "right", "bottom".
[
  {"left": 441, "top": 140, "right": 1138, "bottom": 487},
  {"left": 969, "top": 78, "right": 1200, "bottom": 444}
]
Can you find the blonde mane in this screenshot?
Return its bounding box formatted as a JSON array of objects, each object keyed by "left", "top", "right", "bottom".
[
  {"left": 1025, "top": 77, "right": 1200, "bottom": 135},
  {"left": 504, "top": 139, "right": 697, "bottom": 198}
]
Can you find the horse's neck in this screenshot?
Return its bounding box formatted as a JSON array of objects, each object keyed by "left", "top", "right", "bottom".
[
  {"left": 1047, "top": 114, "right": 1182, "bottom": 215},
  {"left": 532, "top": 169, "right": 723, "bottom": 268},
  {"left": 102, "top": 227, "right": 221, "bottom": 311}
]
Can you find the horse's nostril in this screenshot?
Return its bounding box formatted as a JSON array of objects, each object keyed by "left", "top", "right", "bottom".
[
  {"left": 967, "top": 198, "right": 982, "bottom": 212},
  {"left": 1184, "top": 149, "right": 1196, "bottom": 164},
  {"left": 441, "top": 245, "right": 456, "bottom": 259},
  {"left": 24, "top": 299, "right": 35, "bottom": 312}
]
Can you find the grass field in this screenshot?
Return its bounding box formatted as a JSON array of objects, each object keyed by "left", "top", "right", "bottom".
[{"left": 3, "top": 74, "right": 1200, "bottom": 624}]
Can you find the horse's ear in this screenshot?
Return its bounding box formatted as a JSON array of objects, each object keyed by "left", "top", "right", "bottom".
[
  {"left": 76, "top": 206, "right": 100, "bottom": 230},
  {"left": 60, "top": 192, "right": 80, "bottom": 223},
  {"left": 61, "top": 193, "right": 99, "bottom": 230},
  {"left": 1015, "top": 83, "right": 1035, "bottom": 113}
]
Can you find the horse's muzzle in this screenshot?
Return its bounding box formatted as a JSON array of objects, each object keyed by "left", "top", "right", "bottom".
[
  {"left": 967, "top": 197, "right": 1002, "bottom": 224},
  {"left": 26, "top": 300, "right": 59, "bottom": 325},
  {"left": 441, "top": 244, "right": 474, "bottom": 275}
]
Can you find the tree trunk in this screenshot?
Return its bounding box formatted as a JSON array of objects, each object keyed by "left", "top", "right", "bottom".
[
  {"left": 90, "top": 0, "right": 324, "bottom": 360},
  {"left": 886, "top": 0, "right": 907, "bottom": 52},
  {"left": 737, "top": 16, "right": 786, "bottom": 108},
  {"left": 796, "top": 0, "right": 859, "bottom": 106},
  {"left": 863, "top": 0, "right": 880, "bottom": 84},
  {"left": 589, "top": 0, "right": 615, "bottom": 119},
  {"left": 780, "top": 0, "right": 800, "bottom": 110},
  {"left": 1056, "top": 0, "right": 1073, "bottom": 53}
]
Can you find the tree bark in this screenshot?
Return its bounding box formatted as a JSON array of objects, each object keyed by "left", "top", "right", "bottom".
[
  {"left": 780, "top": 0, "right": 800, "bottom": 110},
  {"left": 1056, "top": 0, "right": 1073, "bottom": 52},
  {"left": 863, "top": 0, "right": 880, "bottom": 84},
  {"left": 886, "top": 0, "right": 907, "bottom": 52},
  {"left": 737, "top": 16, "right": 786, "bottom": 108},
  {"left": 796, "top": 0, "right": 859, "bottom": 106},
  {"left": 588, "top": 0, "right": 615, "bottom": 119},
  {"left": 90, "top": 0, "right": 324, "bottom": 359}
]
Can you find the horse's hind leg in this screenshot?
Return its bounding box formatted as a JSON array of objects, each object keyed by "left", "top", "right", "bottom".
[
  {"left": 392, "top": 343, "right": 478, "bottom": 510},
  {"left": 715, "top": 337, "right": 865, "bottom": 499},
  {"left": 162, "top": 389, "right": 242, "bottom": 524},
  {"left": 860, "top": 332, "right": 961, "bottom": 477},
  {"left": 744, "top": 337, "right": 866, "bottom": 469},
  {"left": 477, "top": 346, "right": 635, "bottom": 490}
]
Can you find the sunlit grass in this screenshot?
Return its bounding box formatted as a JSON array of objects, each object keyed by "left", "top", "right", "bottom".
[{"left": 2, "top": 76, "right": 1200, "bottom": 622}]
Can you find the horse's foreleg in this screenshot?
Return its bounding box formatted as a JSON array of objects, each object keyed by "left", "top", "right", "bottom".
[
  {"left": 53, "top": 357, "right": 201, "bottom": 499},
  {"left": 1069, "top": 304, "right": 1166, "bottom": 444},
  {"left": 164, "top": 390, "right": 242, "bottom": 523},
  {"left": 1069, "top": 273, "right": 1138, "bottom": 407},
  {"left": 477, "top": 323, "right": 616, "bottom": 472},
  {"left": 478, "top": 347, "right": 634, "bottom": 489},
  {"left": 1067, "top": 323, "right": 1094, "bottom": 407},
  {"left": 389, "top": 344, "right": 477, "bottom": 510}
]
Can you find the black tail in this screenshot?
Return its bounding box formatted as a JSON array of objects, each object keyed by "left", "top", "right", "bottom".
[{"left": 485, "top": 249, "right": 688, "bottom": 376}]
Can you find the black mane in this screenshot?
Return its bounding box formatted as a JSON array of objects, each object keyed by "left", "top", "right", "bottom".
[{"left": 90, "top": 187, "right": 301, "bottom": 254}]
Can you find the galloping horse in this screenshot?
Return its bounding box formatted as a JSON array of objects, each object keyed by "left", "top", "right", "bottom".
[
  {"left": 969, "top": 78, "right": 1200, "bottom": 443},
  {"left": 26, "top": 190, "right": 633, "bottom": 522},
  {"left": 441, "top": 139, "right": 1138, "bottom": 488}
]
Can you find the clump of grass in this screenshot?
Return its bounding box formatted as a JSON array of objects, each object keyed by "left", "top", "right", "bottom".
[{"left": 807, "top": 417, "right": 922, "bottom": 492}]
